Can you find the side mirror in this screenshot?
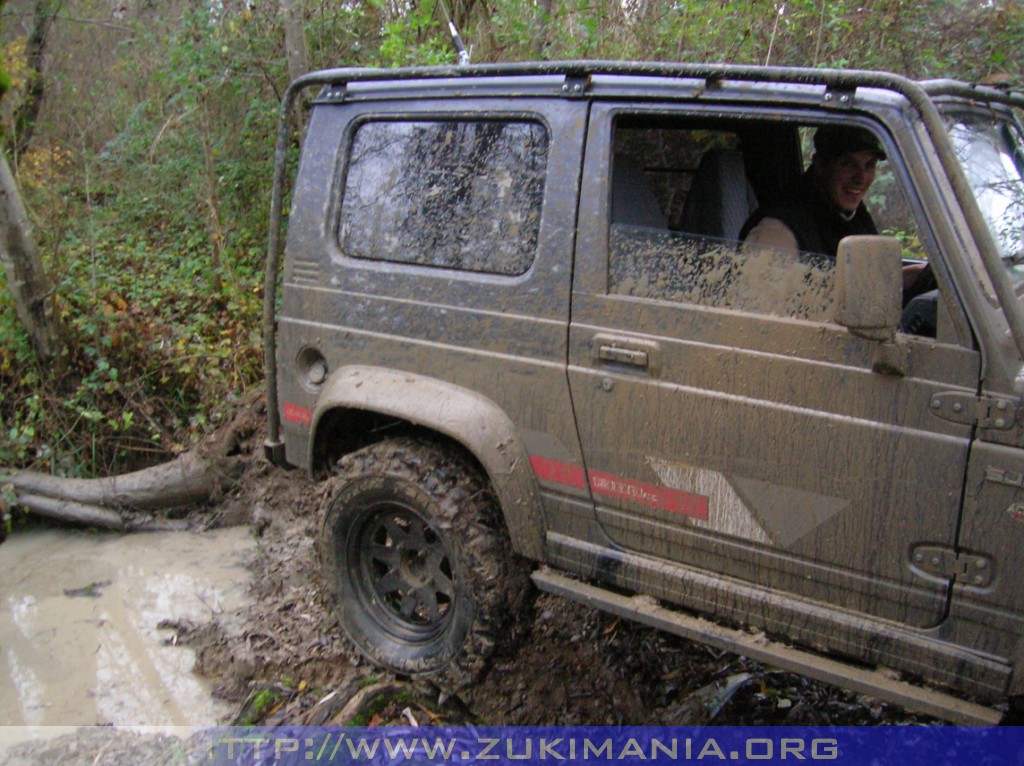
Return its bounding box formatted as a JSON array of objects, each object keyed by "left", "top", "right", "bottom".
[{"left": 834, "top": 235, "right": 903, "bottom": 341}]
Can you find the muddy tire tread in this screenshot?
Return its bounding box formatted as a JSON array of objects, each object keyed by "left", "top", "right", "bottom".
[{"left": 318, "top": 436, "right": 533, "bottom": 688}]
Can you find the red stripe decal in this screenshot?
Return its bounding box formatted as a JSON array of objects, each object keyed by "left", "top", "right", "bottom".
[
  {"left": 529, "top": 454, "right": 587, "bottom": 489},
  {"left": 588, "top": 469, "right": 709, "bottom": 520},
  {"left": 283, "top": 403, "right": 313, "bottom": 426},
  {"left": 529, "top": 455, "right": 709, "bottom": 520}
]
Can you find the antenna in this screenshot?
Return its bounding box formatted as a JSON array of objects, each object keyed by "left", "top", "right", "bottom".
[{"left": 439, "top": 0, "right": 471, "bottom": 66}]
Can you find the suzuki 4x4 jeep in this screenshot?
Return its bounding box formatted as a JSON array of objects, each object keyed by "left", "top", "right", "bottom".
[{"left": 262, "top": 62, "right": 1024, "bottom": 725}]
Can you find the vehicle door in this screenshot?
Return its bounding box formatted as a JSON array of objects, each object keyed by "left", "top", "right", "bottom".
[
  {"left": 939, "top": 105, "right": 1024, "bottom": 664},
  {"left": 566, "top": 102, "right": 980, "bottom": 628}
]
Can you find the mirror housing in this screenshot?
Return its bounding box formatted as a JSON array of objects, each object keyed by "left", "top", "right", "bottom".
[{"left": 834, "top": 235, "right": 903, "bottom": 341}]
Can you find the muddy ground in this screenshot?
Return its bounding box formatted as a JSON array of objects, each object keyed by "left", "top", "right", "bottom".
[
  {"left": 147, "top": 395, "right": 942, "bottom": 730},
  {"left": 6, "top": 394, "right": 939, "bottom": 751}
]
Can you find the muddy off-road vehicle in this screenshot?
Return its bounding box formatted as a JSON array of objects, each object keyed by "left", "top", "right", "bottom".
[{"left": 261, "top": 62, "right": 1024, "bottom": 724}]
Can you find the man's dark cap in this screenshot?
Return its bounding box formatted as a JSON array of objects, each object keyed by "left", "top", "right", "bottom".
[{"left": 814, "top": 125, "right": 887, "bottom": 160}]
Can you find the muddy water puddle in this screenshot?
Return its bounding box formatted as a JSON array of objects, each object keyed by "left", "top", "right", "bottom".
[{"left": 0, "top": 525, "right": 255, "bottom": 728}]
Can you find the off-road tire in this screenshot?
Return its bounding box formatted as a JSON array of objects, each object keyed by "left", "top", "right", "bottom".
[{"left": 319, "top": 436, "right": 533, "bottom": 686}]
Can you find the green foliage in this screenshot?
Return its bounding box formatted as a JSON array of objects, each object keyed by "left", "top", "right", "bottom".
[
  {"left": 345, "top": 689, "right": 414, "bottom": 727},
  {"left": 0, "top": 0, "right": 277, "bottom": 476},
  {"left": 376, "top": 0, "right": 453, "bottom": 66},
  {"left": 0, "top": 270, "right": 46, "bottom": 468},
  {"left": 236, "top": 687, "right": 285, "bottom": 726},
  {"left": 306, "top": 2, "right": 372, "bottom": 64},
  {"left": 459, "top": 0, "right": 1024, "bottom": 79}
]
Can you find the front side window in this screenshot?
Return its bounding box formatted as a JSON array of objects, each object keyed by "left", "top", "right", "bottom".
[
  {"left": 608, "top": 121, "right": 838, "bottom": 323},
  {"left": 338, "top": 119, "right": 549, "bottom": 276},
  {"left": 607, "top": 116, "right": 923, "bottom": 328}
]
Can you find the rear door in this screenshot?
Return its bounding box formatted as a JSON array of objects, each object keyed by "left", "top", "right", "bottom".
[{"left": 566, "top": 102, "right": 980, "bottom": 628}]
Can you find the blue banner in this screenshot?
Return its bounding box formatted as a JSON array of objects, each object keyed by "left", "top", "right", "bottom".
[{"left": 198, "top": 726, "right": 1024, "bottom": 766}]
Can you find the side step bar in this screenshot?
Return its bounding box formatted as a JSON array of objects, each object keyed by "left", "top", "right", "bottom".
[{"left": 531, "top": 567, "right": 1003, "bottom": 726}]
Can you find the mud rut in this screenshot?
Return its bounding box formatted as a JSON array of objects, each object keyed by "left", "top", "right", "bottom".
[{"left": 172, "top": 502, "right": 938, "bottom": 728}]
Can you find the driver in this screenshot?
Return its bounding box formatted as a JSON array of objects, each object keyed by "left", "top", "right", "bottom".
[
  {"left": 739, "top": 124, "right": 884, "bottom": 258},
  {"left": 740, "top": 124, "right": 934, "bottom": 333}
]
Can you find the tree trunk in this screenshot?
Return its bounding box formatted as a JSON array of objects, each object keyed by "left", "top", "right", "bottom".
[
  {"left": 199, "top": 98, "right": 225, "bottom": 295},
  {"left": 280, "top": 0, "right": 309, "bottom": 148},
  {"left": 533, "top": 0, "right": 554, "bottom": 59},
  {"left": 280, "top": 0, "right": 309, "bottom": 85},
  {"left": 13, "top": 0, "right": 65, "bottom": 160},
  {"left": 4, "top": 447, "right": 246, "bottom": 531},
  {"left": 0, "top": 152, "right": 63, "bottom": 362}
]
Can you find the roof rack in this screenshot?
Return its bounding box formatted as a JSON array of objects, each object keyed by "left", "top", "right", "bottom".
[{"left": 274, "top": 59, "right": 995, "bottom": 96}]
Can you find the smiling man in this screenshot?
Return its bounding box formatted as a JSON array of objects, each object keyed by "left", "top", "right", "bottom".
[{"left": 740, "top": 125, "right": 886, "bottom": 258}]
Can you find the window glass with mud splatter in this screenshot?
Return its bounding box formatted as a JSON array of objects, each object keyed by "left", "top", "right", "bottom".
[
  {"left": 337, "top": 119, "right": 548, "bottom": 276},
  {"left": 608, "top": 116, "right": 928, "bottom": 332}
]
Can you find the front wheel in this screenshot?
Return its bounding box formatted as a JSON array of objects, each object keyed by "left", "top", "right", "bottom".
[{"left": 319, "top": 437, "right": 533, "bottom": 684}]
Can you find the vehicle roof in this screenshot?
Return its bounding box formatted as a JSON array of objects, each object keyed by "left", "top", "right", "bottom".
[{"left": 301, "top": 60, "right": 1023, "bottom": 112}]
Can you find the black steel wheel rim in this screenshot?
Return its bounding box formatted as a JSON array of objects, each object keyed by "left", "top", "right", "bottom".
[{"left": 349, "top": 502, "right": 457, "bottom": 644}]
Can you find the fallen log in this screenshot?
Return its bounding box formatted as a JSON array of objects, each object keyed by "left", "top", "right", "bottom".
[
  {"left": 1, "top": 389, "right": 263, "bottom": 532},
  {"left": 2, "top": 450, "right": 246, "bottom": 530},
  {"left": 11, "top": 493, "right": 125, "bottom": 530},
  {"left": 12, "top": 494, "right": 195, "bottom": 532}
]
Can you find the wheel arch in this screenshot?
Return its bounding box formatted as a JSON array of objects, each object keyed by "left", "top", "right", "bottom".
[{"left": 310, "top": 365, "right": 546, "bottom": 560}]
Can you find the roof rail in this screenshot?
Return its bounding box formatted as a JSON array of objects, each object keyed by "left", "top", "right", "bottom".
[
  {"left": 277, "top": 62, "right": 1020, "bottom": 113},
  {"left": 921, "top": 78, "right": 1024, "bottom": 110},
  {"left": 271, "top": 60, "right": 977, "bottom": 93}
]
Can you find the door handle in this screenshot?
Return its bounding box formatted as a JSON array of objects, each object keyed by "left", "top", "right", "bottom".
[
  {"left": 598, "top": 345, "right": 649, "bottom": 368},
  {"left": 591, "top": 334, "right": 660, "bottom": 375}
]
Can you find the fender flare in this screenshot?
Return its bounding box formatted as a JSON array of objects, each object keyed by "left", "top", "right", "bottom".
[{"left": 310, "top": 365, "right": 546, "bottom": 560}]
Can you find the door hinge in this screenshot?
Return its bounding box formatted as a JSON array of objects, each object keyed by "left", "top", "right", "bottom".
[
  {"left": 911, "top": 545, "right": 993, "bottom": 587},
  {"left": 929, "top": 392, "right": 1017, "bottom": 430}
]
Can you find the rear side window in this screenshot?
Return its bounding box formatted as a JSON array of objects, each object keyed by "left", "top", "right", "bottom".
[{"left": 338, "top": 119, "right": 549, "bottom": 276}]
